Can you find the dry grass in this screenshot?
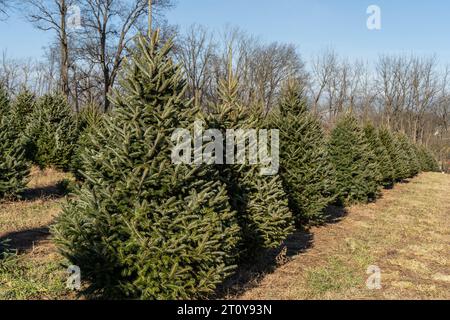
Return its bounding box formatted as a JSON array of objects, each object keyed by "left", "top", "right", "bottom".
[
  {"left": 237, "top": 172, "right": 450, "bottom": 300},
  {"left": 1, "top": 170, "right": 449, "bottom": 300},
  {"left": 0, "top": 167, "right": 74, "bottom": 300}
]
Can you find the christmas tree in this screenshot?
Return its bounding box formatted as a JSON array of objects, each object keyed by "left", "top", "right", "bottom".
[
  {"left": 207, "top": 59, "right": 294, "bottom": 254},
  {"left": 272, "top": 80, "right": 336, "bottom": 224},
  {"left": 328, "top": 114, "right": 381, "bottom": 204},
  {"left": 0, "top": 85, "right": 9, "bottom": 114},
  {"left": 0, "top": 97, "right": 30, "bottom": 200},
  {"left": 378, "top": 128, "right": 410, "bottom": 181},
  {"left": 397, "top": 133, "right": 420, "bottom": 178},
  {"left": 24, "top": 93, "right": 78, "bottom": 170},
  {"left": 71, "top": 103, "right": 104, "bottom": 181},
  {"left": 10, "top": 88, "right": 36, "bottom": 134},
  {"left": 363, "top": 123, "right": 395, "bottom": 188},
  {"left": 52, "top": 32, "right": 240, "bottom": 299}
]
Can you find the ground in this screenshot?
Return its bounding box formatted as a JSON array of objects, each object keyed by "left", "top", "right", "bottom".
[{"left": 0, "top": 168, "right": 449, "bottom": 300}]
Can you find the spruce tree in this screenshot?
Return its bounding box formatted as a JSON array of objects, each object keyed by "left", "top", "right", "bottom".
[
  {"left": 0, "top": 102, "right": 30, "bottom": 200},
  {"left": 378, "top": 128, "right": 410, "bottom": 181},
  {"left": 272, "top": 80, "right": 335, "bottom": 224},
  {"left": 363, "top": 123, "right": 395, "bottom": 188},
  {"left": 328, "top": 114, "right": 381, "bottom": 204},
  {"left": 207, "top": 62, "right": 294, "bottom": 254},
  {"left": 24, "top": 93, "right": 78, "bottom": 170},
  {"left": 52, "top": 32, "right": 240, "bottom": 299}
]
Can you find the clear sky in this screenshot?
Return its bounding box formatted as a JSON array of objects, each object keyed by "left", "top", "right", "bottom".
[{"left": 2, "top": 0, "right": 450, "bottom": 65}]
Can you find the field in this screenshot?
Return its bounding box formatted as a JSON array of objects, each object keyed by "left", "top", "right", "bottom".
[{"left": 0, "top": 168, "right": 449, "bottom": 300}]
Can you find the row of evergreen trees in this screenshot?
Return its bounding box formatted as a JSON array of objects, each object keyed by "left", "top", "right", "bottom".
[{"left": 0, "top": 31, "right": 440, "bottom": 299}]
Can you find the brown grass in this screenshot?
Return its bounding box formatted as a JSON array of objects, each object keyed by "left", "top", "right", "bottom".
[{"left": 236, "top": 173, "right": 450, "bottom": 300}]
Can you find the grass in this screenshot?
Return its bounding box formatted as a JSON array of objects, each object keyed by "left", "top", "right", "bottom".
[
  {"left": 0, "top": 167, "right": 75, "bottom": 300},
  {"left": 0, "top": 169, "right": 449, "bottom": 300},
  {"left": 238, "top": 172, "right": 450, "bottom": 300}
]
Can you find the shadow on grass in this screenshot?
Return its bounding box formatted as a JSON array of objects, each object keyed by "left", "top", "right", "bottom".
[
  {"left": 215, "top": 205, "right": 349, "bottom": 298},
  {"left": 0, "top": 226, "right": 50, "bottom": 252},
  {"left": 21, "top": 179, "right": 72, "bottom": 201}
]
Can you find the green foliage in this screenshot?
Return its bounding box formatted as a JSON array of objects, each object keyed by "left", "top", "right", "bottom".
[
  {"left": 52, "top": 32, "right": 240, "bottom": 299},
  {"left": 363, "top": 123, "right": 395, "bottom": 188},
  {"left": 0, "top": 110, "right": 30, "bottom": 200},
  {"left": 396, "top": 133, "right": 420, "bottom": 178},
  {"left": 378, "top": 128, "right": 410, "bottom": 181},
  {"left": 328, "top": 114, "right": 381, "bottom": 204},
  {"left": 71, "top": 103, "right": 104, "bottom": 181},
  {"left": 417, "top": 146, "right": 440, "bottom": 172},
  {"left": 207, "top": 66, "right": 294, "bottom": 254},
  {"left": 10, "top": 89, "right": 36, "bottom": 134},
  {"left": 24, "top": 93, "right": 78, "bottom": 170},
  {"left": 0, "top": 85, "right": 9, "bottom": 114},
  {"left": 272, "top": 80, "right": 336, "bottom": 224}
]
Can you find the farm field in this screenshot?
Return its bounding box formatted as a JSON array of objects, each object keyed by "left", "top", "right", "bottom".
[{"left": 1, "top": 168, "right": 448, "bottom": 300}]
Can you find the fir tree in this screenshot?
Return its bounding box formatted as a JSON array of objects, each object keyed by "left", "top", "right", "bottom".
[
  {"left": 378, "top": 128, "right": 410, "bottom": 181},
  {"left": 328, "top": 114, "right": 381, "bottom": 204},
  {"left": 24, "top": 93, "right": 78, "bottom": 170},
  {"left": 71, "top": 103, "right": 104, "bottom": 181},
  {"left": 272, "top": 80, "right": 336, "bottom": 224},
  {"left": 10, "top": 89, "right": 36, "bottom": 134},
  {"left": 363, "top": 123, "right": 395, "bottom": 188},
  {"left": 397, "top": 133, "right": 420, "bottom": 178},
  {"left": 0, "top": 103, "right": 30, "bottom": 200},
  {"left": 52, "top": 32, "right": 240, "bottom": 299},
  {"left": 207, "top": 61, "right": 294, "bottom": 253},
  {"left": 0, "top": 85, "right": 9, "bottom": 114}
]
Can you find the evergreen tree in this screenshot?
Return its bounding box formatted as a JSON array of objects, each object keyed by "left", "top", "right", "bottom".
[
  {"left": 24, "top": 93, "right": 78, "bottom": 170},
  {"left": 397, "top": 133, "right": 420, "bottom": 178},
  {"left": 0, "top": 103, "right": 30, "bottom": 200},
  {"left": 363, "top": 123, "right": 395, "bottom": 188},
  {"left": 0, "top": 85, "right": 9, "bottom": 114},
  {"left": 71, "top": 103, "right": 104, "bottom": 181},
  {"left": 417, "top": 146, "right": 440, "bottom": 172},
  {"left": 272, "top": 80, "right": 336, "bottom": 224},
  {"left": 207, "top": 61, "right": 294, "bottom": 253},
  {"left": 378, "top": 128, "right": 410, "bottom": 181},
  {"left": 10, "top": 89, "right": 36, "bottom": 134},
  {"left": 328, "top": 114, "right": 381, "bottom": 204},
  {"left": 52, "top": 32, "right": 240, "bottom": 299}
]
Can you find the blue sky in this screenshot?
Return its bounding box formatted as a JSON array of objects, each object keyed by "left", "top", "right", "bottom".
[{"left": 2, "top": 0, "right": 450, "bottom": 65}]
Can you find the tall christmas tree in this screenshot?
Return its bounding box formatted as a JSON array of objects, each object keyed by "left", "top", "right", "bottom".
[
  {"left": 52, "top": 32, "right": 240, "bottom": 299},
  {"left": 328, "top": 114, "right": 381, "bottom": 204},
  {"left": 363, "top": 123, "right": 395, "bottom": 188},
  {"left": 0, "top": 95, "right": 30, "bottom": 200},
  {"left": 378, "top": 127, "right": 410, "bottom": 181},
  {"left": 10, "top": 88, "right": 36, "bottom": 134},
  {"left": 207, "top": 59, "right": 294, "bottom": 254},
  {"left": 24, "top": 93, "right": 78, "bottom": 170},
  {"left": 272, "top": 80, "right": 336, "bottom": 224},
  {"left": 0, "top": 85, "right": 9, "bottom": 114},
  {"left": 397, "top": 133, "right": 421, "bottom": 178}
]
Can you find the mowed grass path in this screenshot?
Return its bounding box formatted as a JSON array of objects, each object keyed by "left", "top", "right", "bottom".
[
  {"left": 238, "top": 172, "right": 450, "bottom": 300},
  {"left": 0, "top": 169, "right": 449, "bottom": 300}
]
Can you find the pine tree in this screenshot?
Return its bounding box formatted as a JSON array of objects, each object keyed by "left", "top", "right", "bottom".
[
  {"left": 0, "top": 101, "right": 30, "bottom": 200},
  {"left": 378, "top": 128, "right": 410, "bottom": 181},
  {"left": 52, "top": 32, "right": 240, "bottom": 299},
  {"left": 24, "top": 93, "right": 78, "bottom": 170},
  {"left": 328, "top": 114, "right": 381, "bottom": 204},
  {"left": 417, "top": 146, "right": 440, "bottom": 172},
  {"left": 207, "top": 61, "right": 294, "bottom": 254},
  {"left": 363, "top": 123, "right": 395, "bottom": 188},
  {"left": 271, "top": 80, "right": 335, "bottom": 224}
]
